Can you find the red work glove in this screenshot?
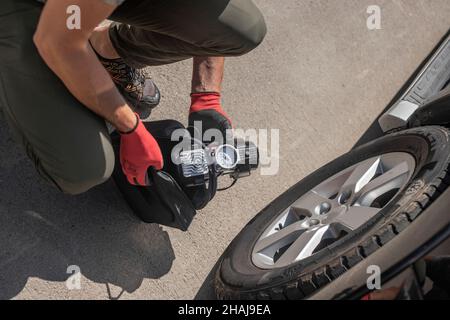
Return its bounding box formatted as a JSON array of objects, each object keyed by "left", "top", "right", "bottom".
[
  {"left": 188, "top": 92, "right": 233, "bottom": 144},
  {"left": 120, "top": 113, "right": 164, "bottom": 186}
]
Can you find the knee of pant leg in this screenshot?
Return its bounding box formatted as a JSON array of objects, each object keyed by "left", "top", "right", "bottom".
[
  {"left": 51, "top": 137, "right": 115, "bottom": 196},
  {"left": 218, "top": 1, "right": 267, "bottom": 55},
  {"left": 239, "top": 17, "right": 267, "bottom": 54},
  {"left": 55, "top": 159, "right": 115, "bottom": 196},
  {"left": 56, "top": 168, "right": 113, "bottom": 195}
]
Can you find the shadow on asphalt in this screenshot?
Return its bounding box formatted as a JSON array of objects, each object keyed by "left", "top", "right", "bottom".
[
  {"left": 0, "top": 115, "right": 175, "bottom": 299},
  {"left": 194, "top": 258, "right": 220, "bottom": 300}
]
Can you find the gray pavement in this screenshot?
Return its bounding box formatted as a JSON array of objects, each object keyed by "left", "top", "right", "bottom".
[{"left": 0, "top": 0, "right": 449, "bottom": 300}]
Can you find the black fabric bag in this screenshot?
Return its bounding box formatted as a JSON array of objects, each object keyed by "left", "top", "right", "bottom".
[{"left": 111, "top": 120, "right": 209, "bottom": 231}]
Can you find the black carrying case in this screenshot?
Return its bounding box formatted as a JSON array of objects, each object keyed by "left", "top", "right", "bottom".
[{"left": 111, "top": 120, "right": 198, "bottom": 231}]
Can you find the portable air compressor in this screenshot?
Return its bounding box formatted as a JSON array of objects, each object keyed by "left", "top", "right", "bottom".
[{"left": 111, "top": 120, "right": 259, "bottom": 231}]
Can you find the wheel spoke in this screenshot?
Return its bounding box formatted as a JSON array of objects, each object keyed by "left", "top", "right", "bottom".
[
  {"left": 339, "top": 157, "right": 381, "bottom": 196},
  {"left": 291, "top": 191, "right": 332, "bottom": 216},
  {"left": 334, "top": 206, "right": 380, "bottom": 231},
  {"left": 355, "top": 161, "right": 410, "bottom": 207},
  {"left": 275, "top": 225, "right": 331, "bottom": 266},
  {"left": 254, "top": 220, "right": 307, "bottom": 253}
]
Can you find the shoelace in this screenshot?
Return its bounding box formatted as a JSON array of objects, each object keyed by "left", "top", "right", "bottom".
[
  {"left": 106, "top": 61, "right": 146, "bottom": 86},
  {"left": 89, "top": 40, "right": 146, "bottom": 87}
]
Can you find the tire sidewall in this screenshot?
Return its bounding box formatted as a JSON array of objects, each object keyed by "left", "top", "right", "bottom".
[{"left": 218, "top": 127, "right": 450, "bottom": 293}]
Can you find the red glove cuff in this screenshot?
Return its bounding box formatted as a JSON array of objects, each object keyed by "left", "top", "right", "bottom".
[{"left": 189, "top": 92, "right": 232, "bottom": 126}]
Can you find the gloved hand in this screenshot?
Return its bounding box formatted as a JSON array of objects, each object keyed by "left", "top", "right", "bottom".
[
  {"left": 120, "top": 113, "right": 164, "bottom": 186},
  {"left": 188, "top": 92, "right": 233, "bottom": 144}
]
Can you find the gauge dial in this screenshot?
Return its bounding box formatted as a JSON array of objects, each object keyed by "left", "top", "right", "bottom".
[{"left": 215, "top": 144, "right": 239, "bottom": 170}]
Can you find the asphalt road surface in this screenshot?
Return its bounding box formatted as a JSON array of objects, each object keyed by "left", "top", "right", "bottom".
[{"left": 0, "top": 0, "right": 449, "bottom": 300}]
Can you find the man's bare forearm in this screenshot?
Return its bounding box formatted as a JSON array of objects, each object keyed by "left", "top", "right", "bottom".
[
  {"left": 34, "top": 37, "right": 136, "bottom": 132},
  {"left": 33, "top": 0, "right": 135, "bottom": 132}
]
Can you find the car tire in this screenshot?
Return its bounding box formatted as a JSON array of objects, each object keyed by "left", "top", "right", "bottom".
[{"left": 214, "top": 126, "right": 450, "bottom": 300}]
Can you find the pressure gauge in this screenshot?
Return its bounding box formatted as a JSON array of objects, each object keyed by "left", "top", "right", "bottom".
[{"left": 215, "top": 144, "right": 240, "bottom": 170}]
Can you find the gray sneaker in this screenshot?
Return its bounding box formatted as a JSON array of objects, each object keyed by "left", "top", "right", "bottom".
[{"left": 98, "top": 56, "right": 160, "bottom": 119}]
